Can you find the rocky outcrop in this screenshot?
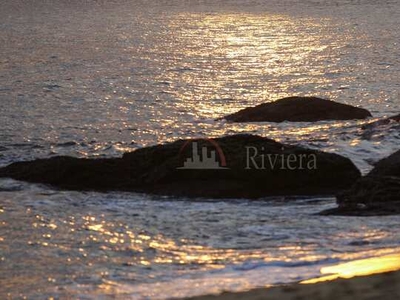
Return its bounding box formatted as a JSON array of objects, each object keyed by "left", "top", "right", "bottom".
[
  {"left": 0, "top": 134, "right": 361, "bottom": 198},
  {"left": 223, "top": 96, "right": 372, "bottom": 122},
  {"left": 321, "top": 150, "right": 400, "bottom": 216}
]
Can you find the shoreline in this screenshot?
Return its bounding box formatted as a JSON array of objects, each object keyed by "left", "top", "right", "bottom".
[
  {"left": 185, "top": 254, "right": 400, "bottom": 300},
  {"left": 185, "top": 270, "right": 400, "bottom": 300}
]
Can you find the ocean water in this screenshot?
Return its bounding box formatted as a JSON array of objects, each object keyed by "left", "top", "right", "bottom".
[{"left": 1, "top": 0, "right": 400, "bottom": 299}]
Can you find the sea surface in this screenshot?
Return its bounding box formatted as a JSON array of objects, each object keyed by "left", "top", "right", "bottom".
[{"left": 1, "top": 0, "right": 400, "bottom": 299}]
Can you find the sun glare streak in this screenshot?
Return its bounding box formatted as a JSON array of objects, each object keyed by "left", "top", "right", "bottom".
[{"left": 301, "top": 253, "right": 400, "bottom": 284}]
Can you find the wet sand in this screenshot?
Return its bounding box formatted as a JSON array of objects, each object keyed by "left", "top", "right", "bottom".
[{"left": 185, "top": 270, "right": 400, "bottom": 300}]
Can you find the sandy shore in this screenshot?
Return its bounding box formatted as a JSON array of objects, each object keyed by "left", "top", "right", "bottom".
[{"left": 185, "top": 270, "right": 400, "bottom": 300}]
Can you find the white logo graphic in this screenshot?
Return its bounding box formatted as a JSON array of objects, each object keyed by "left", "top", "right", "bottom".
[{"left": 178, "top": 142, "right": 228, "bottom": 169}]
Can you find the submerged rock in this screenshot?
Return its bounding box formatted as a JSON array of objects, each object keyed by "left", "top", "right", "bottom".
[
  {"left": 0, "top": 134, "right": 361, "bottom": 198},
  {"left": 223, "top": 96, "right": 372, "bottom": 122},
  {"left": 321, "top": 150, "right": 400, "bottom": 216},
  {"left": 361, "top": 113, "right": 400, "bottom": 130}
]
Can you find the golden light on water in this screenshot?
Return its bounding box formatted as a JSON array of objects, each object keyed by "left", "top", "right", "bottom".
[
  {"left": 166, "top": 13, "right": 347, "bottom": 118},
  {"left": 2, "top": 201, "right": 400, "bottom": 299},
  {"left": 301, "top": 253, "right": 400, "bottom": 284},
  {"left": 82, "top": 217, "right": 269, "bottom": 267}
]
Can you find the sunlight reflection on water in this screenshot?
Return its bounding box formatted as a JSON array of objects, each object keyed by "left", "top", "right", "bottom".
[
  {"left": 1, "top": 184, "right": 400, "bottom": 299},
  {"left": 1, "top": 0, "right": 400, "bottom": 299},
  {"left": 1, "top": 2, "right": 399, "bottom": 172},
  {"left": 301, "top": 253, "right": 400, "bottom": 284}
]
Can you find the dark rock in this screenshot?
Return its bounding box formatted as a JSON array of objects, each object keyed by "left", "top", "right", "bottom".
[
  {"left": 361, "top": 113, "right": 400, "bottom": 130},
  {"left": 0, "top": 134, "right": 361, "bottom": 198},
  {"left": 321, "top": 150, "right": 400, "bottom": 216},
  {"left": 368, "top": 150, "right": 400, "bottom": 178},
  {"left": 223, "top": 97, "right": 372, "bottom": 122}
]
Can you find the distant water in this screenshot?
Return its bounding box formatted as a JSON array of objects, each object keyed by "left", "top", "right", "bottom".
[{"left": 1, "top": 0, "right": 400, "bottom": 299}]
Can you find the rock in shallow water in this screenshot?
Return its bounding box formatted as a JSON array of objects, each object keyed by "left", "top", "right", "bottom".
[
  {"left": 321, "top": 150, "right": 400, "bottom": 216},
  {"left": 223, "top": 96, "right": 372, "bottom": 122},
  {"left": 362, "top": 113, "right": 400, "bottom": 130},
  {"left": 0, "top": 134, "right": 361, "bottom": 198}
]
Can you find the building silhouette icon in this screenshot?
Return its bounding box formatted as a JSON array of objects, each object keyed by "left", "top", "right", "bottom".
[{"left": 178, "top": 142, "right": 227, "bottom": 169}]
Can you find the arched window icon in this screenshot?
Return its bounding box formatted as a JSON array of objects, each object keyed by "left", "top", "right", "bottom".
[{"left": 177, "top": 139, "right": 228, "bottom": 169}]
